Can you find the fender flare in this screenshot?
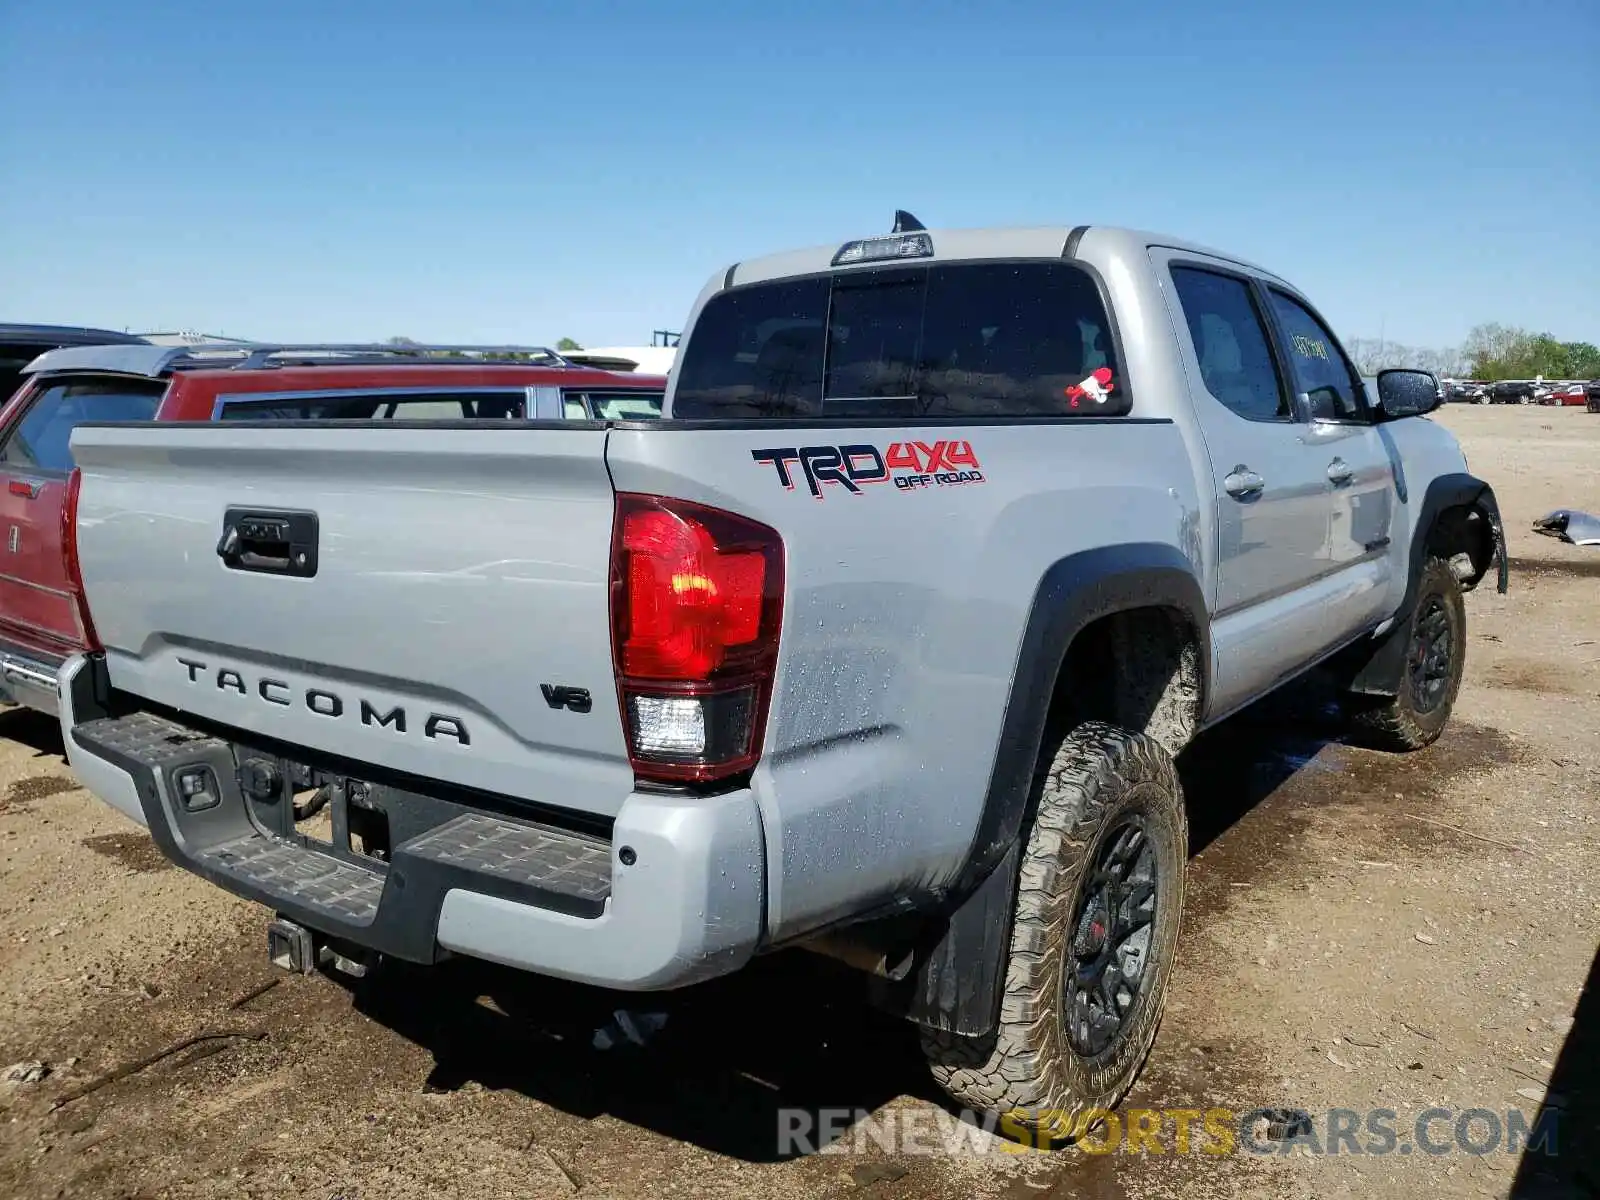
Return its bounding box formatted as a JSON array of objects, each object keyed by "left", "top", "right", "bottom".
[
  {"left": 900, "top": 543, "right": 1209, "bottom": 1035},
  {"left": 1346, "top": 471, "right": 1508, "bottom": 697},
  {"left": 1401, "top": 472, "right": 1507, "bottom": 608}
]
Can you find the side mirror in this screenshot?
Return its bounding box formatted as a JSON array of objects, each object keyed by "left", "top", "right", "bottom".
[{"left": 1375, "top": 369, "right": 1442, "bottom": 419}]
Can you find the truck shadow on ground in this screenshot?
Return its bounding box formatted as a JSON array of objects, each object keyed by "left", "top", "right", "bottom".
[
  {"left": 1511, "top": 944, "right": 1599, "bottom": 1199},
  {"left": 0, "top": 706, "right": 68, "bottom": 760},
  {"left": 343, "top": 688, "right": 1352, "bottom": 1164}
]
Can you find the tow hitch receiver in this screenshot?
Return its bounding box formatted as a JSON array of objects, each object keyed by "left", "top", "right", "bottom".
[
  {"left": 267, "top": 916, "right": 372, "bottom": 978},
  {"left": 268, "top": 917, "right": 317, "bottom": 974}
]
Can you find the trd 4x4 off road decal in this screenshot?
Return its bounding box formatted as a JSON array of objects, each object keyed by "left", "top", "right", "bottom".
[{"left": 752, "top": 441, "right": 984, "bottom": 498}]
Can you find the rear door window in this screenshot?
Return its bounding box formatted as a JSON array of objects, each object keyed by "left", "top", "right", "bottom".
[
  {"left": 672, "top": 261, "right": 1126, "bottom": 419},
  {"left": 1169, "top": 267, "right": 1288, "bottom": 422},
  {"left": 0, "top": 377, "right": 166, "bottom": 473}
]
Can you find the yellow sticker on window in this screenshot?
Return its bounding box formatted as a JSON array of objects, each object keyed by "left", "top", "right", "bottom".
[{"left": 1292, "top": 335, "right": 1329, "bottom": 361}]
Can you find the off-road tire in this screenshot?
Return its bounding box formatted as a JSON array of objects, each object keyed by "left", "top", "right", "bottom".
[
  {"left": 921, "top": 722, "right": 1186, "bottom": 1140},
  {"left": 1347, "top": 556, "right": 1466, "bottom": 751}
]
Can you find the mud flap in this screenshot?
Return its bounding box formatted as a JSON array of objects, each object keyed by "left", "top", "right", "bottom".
[{"left": 875, "top": 842, "right": 1020, "bottom": 1036}]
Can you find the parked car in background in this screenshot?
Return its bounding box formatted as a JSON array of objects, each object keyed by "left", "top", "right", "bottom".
[
  {"left": 0, "top": 343, "right": 663, "bottom": 715},
  {"left": 0, "top": 326, "right": 153, "bottom": 711},
  {"left": 1491, "top": 380, "right": 1535, "bottom": 404},
  {"left": 1444, "top": 380, "right": 1490, "bottom": 404},
  {"left": 1586, "top": 380, "right": 1600, "bottom": 413},
  {"left": 1537, "top": 382, "right": 1587, "bottom": 407},
  {"left": 1, "top": 324, "right": 149, "bottom": 405}
]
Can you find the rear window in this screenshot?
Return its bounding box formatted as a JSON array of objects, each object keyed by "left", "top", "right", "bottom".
[
  {"left": 218, "top": 391, "right": 526, "bottom": 421},
  {"left": 0, "top": 377, "right": 166, "bottom": 473},
  {"left": 672, "top": 261, "right": 1126, "bottom": 419}
]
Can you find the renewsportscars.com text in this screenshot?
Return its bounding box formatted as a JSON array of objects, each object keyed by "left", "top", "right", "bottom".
[{"left": 777, "top": 1105, "right": 1564, "bottom": 1158}]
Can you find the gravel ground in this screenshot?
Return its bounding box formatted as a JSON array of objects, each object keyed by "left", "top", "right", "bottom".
[{"left": 1, "top": 404, "right": 1595, "bottom": 1200}]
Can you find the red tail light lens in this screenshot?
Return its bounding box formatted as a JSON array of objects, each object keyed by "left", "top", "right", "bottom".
[
  {"left": 611, "top": 494, "right": 783, "bottom": 783},
  {"left": 61, "top": 468, "right": 100, "bottom": 649}
]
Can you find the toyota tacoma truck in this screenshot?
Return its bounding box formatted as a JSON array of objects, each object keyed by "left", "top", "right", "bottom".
[
  {"left": 0, "top": 342, "right": 661, "bottom": 716},
  {"left": 57, "top": 218, "right": 1506, "bottom": 1135}
]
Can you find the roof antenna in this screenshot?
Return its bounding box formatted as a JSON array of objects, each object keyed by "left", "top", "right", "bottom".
[{"left": 892, "top": 209, "right": 926, "bottom": 233}]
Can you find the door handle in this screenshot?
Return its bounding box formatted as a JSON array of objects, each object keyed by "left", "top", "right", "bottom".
[
  {"left": 217, "top": 508, "right": 320, "bottom": 578},
  {"left": 1327, "top": 458, "right": 1354, "bottom": 486},
  {"left": 1223, "top": 466, "right": 1265, "bottom": 499}
]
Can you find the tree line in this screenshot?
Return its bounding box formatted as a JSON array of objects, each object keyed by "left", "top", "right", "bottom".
[{"left": 1347, "top": 324, "right": 1600, "bottom": 381}]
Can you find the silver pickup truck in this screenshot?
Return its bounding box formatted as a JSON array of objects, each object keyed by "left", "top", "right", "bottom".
[{"left": 58, "top": 218, "right": 1505, "bottom": 1136}]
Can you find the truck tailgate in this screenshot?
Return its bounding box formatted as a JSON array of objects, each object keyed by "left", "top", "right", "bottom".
[{"left": 68, "top": 423, "right": 633, "bottom": 817}]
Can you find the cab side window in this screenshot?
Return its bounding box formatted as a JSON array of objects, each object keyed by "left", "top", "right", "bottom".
[
  {"left": 1266, "top": 290, "right": 1366, "bottom": 420},
  {"left": 1169, "top": 267, "right": 1288, "bottom": 422}
]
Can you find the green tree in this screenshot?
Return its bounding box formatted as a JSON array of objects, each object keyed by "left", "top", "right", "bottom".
[
  {"left": 1463, "top": 324, "right": 1533, "bottom": 380},
  {"left": 1561, "top": 341, "right": 1600, "bottom": 378},
  {"left": 556, "top": 337, "right": 583, "bottom": 351},
  {"left": 1526, "top": 335, "right": 1570, "bottom": 378}
]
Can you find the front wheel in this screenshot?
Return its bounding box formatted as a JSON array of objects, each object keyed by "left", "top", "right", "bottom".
[
  {"left": 921, "top": 723, "right": 1186, "bottom": 1140},
  {"left": 1347, "top": 556, "right": 1466, "bottom": 750}
]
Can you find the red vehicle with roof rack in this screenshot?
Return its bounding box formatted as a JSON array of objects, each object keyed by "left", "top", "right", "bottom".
[{"left": 0, "top": 343, "right": 664, "bottom": 716}]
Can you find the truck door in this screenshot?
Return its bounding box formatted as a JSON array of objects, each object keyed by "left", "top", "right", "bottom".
[
  {"left": 1153, "top": 253, "right": 1356, "bottom": 719},
  {"left": 1259, "top": 287, "right": 1397, "bottom": 632}
]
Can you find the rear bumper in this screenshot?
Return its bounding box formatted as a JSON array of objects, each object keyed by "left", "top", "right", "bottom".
[
  {"left": 0, "top": 636, "right": 66, "bottom": 716},
  {"left": 58, "top": 655, "right": 767, "bottom": 991}
]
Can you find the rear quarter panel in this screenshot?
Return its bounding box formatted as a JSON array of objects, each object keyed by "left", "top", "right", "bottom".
[{"left": 605, "top": 420, "right": 1200, "bottom": 942}]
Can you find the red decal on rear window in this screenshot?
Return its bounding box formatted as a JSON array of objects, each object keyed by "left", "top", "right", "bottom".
[{"left": 1065, "top": 367, "right": 1116, "bottom": 409}]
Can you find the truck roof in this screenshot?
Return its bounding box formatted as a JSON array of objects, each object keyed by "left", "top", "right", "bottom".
[{"left": 720, "top": 224, "right": 1290, "bottom": 290}]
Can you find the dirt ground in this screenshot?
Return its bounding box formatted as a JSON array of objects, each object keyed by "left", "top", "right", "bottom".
[{"left": 1, "top": 405, "right": 1596, "bottom": 1200}]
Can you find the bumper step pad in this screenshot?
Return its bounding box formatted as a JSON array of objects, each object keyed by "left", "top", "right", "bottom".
[
  {"left": 75, "top": 710, "right": 230, "bottom": 765},
  {"left": 70, "top": 709, "right": 614, "bottom": 961},
  {"left": 405, "top": 813, "right": 612, "bottom": 904},
  {"left": 199, "top": 835, "right": 385, "bottom": 924}
]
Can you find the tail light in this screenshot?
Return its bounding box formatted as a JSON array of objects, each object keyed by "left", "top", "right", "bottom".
[
  {"left": 610, "top": 493, "right": 783, "bottom": 784},
  {"left": 60, "top": 468, "right": 100, "bottom": 650}
]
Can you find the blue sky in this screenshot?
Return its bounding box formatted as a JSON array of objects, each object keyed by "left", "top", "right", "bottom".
[{"left": 2, "top": 0, "right": 1595, "bottom": 350}]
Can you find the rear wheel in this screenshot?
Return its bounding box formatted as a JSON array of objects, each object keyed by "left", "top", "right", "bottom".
[
  {"left": 1347, "top": 556, "right": 1466, "bottom": 750},
  {"left": 921, "top": 723, "right": 1186, "bottom": 1140}
]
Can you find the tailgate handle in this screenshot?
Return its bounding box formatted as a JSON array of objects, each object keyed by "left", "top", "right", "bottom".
[{"left": 217, "top": 508, "right": 319, "bottom": 578}]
